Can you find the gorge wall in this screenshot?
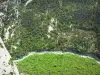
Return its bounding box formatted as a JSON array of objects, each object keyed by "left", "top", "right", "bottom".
[{"left": 0, "top": 0, "right": 21, "bottom": 75}]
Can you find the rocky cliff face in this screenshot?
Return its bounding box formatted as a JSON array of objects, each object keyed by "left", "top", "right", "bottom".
[
  {"left": 0, "top": 37, "right": 12, "bottom": 75},
  {"left": 0, "top": 0, "right": 20, "bottom": 75},
  {"left": 0, "top": 36, "right": 20, "bottom": 75}
]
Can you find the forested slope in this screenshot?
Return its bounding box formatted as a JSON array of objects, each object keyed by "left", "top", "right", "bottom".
[{"left": 0, "top": 0, "right": 100, "bottom": 59}]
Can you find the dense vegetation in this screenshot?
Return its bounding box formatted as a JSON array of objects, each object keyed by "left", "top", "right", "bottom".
[
  {"left": 0, "top": 0, "right": 100, "bottom": 59},
  {"left": 14, "top": 0, "right": 100, "bottom": 58},
  {"left": 17, "top": 53, "right": 100, "bottom": 75}
]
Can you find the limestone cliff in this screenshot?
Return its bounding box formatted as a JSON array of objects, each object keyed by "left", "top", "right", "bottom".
[{"left": 0, "top": 0, "right": 20, "bottom": 75}]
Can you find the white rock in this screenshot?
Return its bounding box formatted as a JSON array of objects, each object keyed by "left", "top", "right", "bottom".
[{"left": 25, "top": 0, "right": 33, "bottom": 6}]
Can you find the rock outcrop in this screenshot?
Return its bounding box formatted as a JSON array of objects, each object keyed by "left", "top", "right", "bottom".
[
  {"left": 0, "top": 0, "right": 20, "bottom": 75},
  {"left": 0, "top": 37, "right": 19, "bottom": 75}
]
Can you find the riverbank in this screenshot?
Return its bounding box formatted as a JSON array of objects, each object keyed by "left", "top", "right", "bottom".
[{"left": 13, "top": 51, "right": 100, "bottom": 64}]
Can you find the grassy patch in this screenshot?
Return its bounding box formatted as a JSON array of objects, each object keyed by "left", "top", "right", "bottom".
[{"left": 17, "top": 53, "right": 100, "bottom": 75}]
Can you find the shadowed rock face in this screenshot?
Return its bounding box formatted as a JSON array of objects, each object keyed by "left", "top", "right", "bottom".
[
  {"left": 0, "top": 0, "right": 7, "bottom": 2},
  {"left": 96, "top": 53, "right": 100, "bottom": 59},
  {"left": 0, "top": 0, "right": 8, "bottom": 37},
  {"left": 0, "top": 0, "right": 7, "bottom": 10}
]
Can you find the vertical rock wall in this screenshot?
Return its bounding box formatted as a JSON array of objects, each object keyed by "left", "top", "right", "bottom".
[
  {"left": 0, "top": 0, "right": 21, "bottom": 75},
  {"left": 0, "top": 37, "right": 19, "bottom": 75}
]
